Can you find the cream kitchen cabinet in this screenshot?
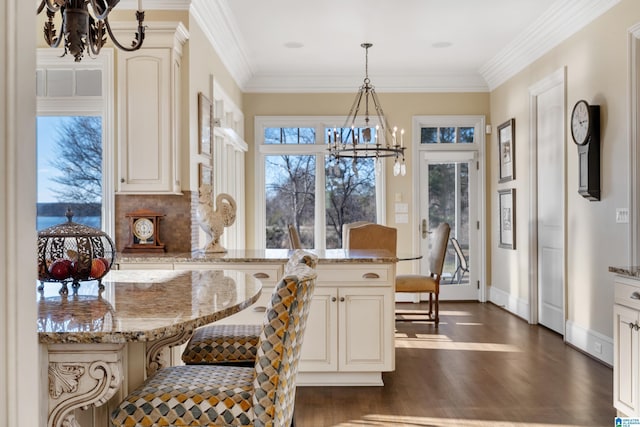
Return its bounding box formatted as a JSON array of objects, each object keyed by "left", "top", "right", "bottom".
[
  {"left": 613, "top": 275, "right": 640, "bottom": 416},
  {"left": 298, "top": 263, "right": 395, "bottom": 386},
  {"left": 116, "top": 23, "right": 188, "bottom": 194}
]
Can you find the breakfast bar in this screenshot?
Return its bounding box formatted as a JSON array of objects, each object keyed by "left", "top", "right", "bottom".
[{"left": 38, "top": 269, "right": 262, "bottom": 427}]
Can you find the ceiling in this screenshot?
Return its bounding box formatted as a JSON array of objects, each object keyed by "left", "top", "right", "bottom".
[{"left": 156, "top": 0, "right": 620, "bottom": 92}]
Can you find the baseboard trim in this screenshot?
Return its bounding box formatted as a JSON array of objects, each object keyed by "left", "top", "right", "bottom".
[
  {"left": 488, "top": 286, "right": 530, "bottom": 321},
  {"left": 565, "top": 320, "right": 613, "bottom": 366}
]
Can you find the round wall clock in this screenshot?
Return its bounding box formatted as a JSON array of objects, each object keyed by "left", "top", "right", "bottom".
[
  {"left": 570, "top": 99, "right": 593, "bottom": 145},
  {"left": 124, "top": 209, "right": 166, "bottom": 253}
]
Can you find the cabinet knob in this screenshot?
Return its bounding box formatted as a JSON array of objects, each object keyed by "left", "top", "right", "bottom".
[
  {"left": 120, "top": 178, "right": 125, "bottom": 183},
  {"left": 636, "top": 323, "right": 640, "bottom": 331},
  {"left": 331, "top": 297, "right": 337, "bottom": 302},
  {"left": 340, "top": 297, "right": 345, "bottom": 302},
  {"left": 631, "top": 291, "right": 640, "bottom": 300},
  {"left": 631, "top": 322, "right": 636, "bottom": 330}
]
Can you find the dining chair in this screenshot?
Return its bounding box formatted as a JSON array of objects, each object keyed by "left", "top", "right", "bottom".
[
  {"left": 288, "top": 224, "right": 302, "bottom": 249},
  {"left": 449, "top": 236, "right": 469, "bottom": 284},
  {"left": 181, "top": 250, "right": 318, "bottom": 366},
  {"left": 111, "top": 262, "right": 317, "bottom": 427},
  {"left": 347, "top": 223, "right": 396, "bottom": 255},
  {"left": 396, "top": 222, "right": 450, "bottom": 326},
  {"left": 341, "top": 221, "right": 372, "bottom": 248}
]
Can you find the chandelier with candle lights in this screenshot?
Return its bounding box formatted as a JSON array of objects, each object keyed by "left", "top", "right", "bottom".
[
  {"left": 37, "top": 0, "right": 146, "bottom": 62},
  {"left": 327, "top": 43, "right": 407, "bottom": 177}
]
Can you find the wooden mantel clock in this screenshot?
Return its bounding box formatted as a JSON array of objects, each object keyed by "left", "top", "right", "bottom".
[{"left": 123, "top": 209, "right": 166, "bottom": 253}]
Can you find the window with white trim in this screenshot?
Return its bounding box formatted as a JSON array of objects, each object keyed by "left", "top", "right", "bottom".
[
  {"left": 255, "top": 116, "right": 387, "bottom": 250},
  {"left": 36, "top": 49, "right": 114, "bottom": 236}
]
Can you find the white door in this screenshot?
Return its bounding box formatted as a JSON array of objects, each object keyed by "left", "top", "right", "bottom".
[
  {"left": 419, "top": 151, "right": 479, "bottom": 300},
  {"left": 535, "top": 78, "right": 565, "bottom": 334}
]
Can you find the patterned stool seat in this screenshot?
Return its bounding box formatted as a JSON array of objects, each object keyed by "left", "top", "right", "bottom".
[
  {"left": 182, "top": 250, "right": 318, "bottom": 366},
  {"left": 111, "top": 263, "right": 317, "bottom": 427}
]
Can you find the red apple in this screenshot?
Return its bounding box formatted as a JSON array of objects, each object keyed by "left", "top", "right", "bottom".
[
  {"left": 90, "top": 258, "right": 106, "bottom": 279},
  {"left": 98, "top": 257, "right": 110, "bottom": 272},
  {"left": 49, "top": 259, "right": 72, "bottom": 280}
]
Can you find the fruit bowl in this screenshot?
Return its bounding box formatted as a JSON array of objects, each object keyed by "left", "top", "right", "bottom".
[{"left": 37, "top": 208, "right": 115, "bottom": 294}]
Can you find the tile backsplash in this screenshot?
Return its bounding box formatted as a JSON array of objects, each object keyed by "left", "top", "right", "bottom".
[{"left": 115, "top": 192, "right": 199, "bottom": 253}]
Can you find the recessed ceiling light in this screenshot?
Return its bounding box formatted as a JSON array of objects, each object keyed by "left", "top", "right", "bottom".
[
  {"left": 432, "top": 41, "right": 452, "bottom": 48},
  {"left": 284, "top": 42, "right": 304, "bottom": 49}
]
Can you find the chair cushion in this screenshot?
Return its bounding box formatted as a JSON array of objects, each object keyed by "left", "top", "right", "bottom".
[
  {"left": 182, "top": 324, "right": 261, "bottom": 364},
  {"left": 396, "top": 274, "right": 438, "bottom": 293},
  {"left": 110, "top": 364, "right": 255, "bottom": 426}
]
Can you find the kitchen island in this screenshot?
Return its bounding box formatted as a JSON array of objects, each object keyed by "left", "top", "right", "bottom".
[
  {"left": 38, "top": 269, "right": 261, "bottom": 427},
  {"left": 117, "top": 249, "right": 398, "bottom": 386}
]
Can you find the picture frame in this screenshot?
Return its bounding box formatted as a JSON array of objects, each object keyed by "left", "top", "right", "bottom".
[
  {"left": 498, "top": 189, "right": 516, "bottom": 249},
  {"left": 198, "top": 92, "right": 213, "bottom": 158},
  {"left": 198, "top": 164, "right": 212, "bottom": 187},
  {"left": 498, "top": 118, "right": 515, "bottom": 183}
]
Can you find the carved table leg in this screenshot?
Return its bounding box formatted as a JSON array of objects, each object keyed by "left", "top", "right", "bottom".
[
  {"left": 47, "top": 343, "right": 124, "bottom": 427},
  {"left": 145, "top": 329, "right": 193, "bottom": 376}
]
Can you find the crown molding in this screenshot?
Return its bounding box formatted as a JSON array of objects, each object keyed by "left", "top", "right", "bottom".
[
  {"left": 116, "top": 0, "right": 190, "bottom": 10},
  {"left": 243, "top": 72, "right": 489, "bottom": 94},
  {"left": 190, "top": 0, "right": 253, "bottom": 90},
  {"left": 480, "top": 0, "right": 620, "bottom": 91}
]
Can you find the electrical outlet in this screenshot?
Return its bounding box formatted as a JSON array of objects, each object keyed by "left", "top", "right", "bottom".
[
  {"left": 594, "top": 342, "right": 602, "bottom": 354},
  {"left": 616, "top": 208, "right": 629, "bottom": 224}
]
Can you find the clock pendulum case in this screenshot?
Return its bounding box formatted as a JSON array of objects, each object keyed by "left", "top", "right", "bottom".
[
  {"left": 570, "top": 99, "right": 600, "bottom": 201},
  {"left": 123, "top": 209, "right": 166, "bottom": 253}
]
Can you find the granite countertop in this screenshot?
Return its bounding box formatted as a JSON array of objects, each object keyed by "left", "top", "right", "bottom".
[
  {"left": 116, "top": 248, "right": 398, "bottom": 264},
  {"left": 37, "top": 269, "right": 261, "bottom": 344},
  {"left": 609, "top": 266, "right": 640, "bottom": 278}
]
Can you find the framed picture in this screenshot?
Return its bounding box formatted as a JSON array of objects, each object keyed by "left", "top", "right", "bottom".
[
  {"left": 498, "top": 118, "right": 515, "bottom": 182},
  {"left": 498, "top": 189, "right": 516, "bottom": 249},
  {"left": 198, "top": 92, "right": 213, "bottom": 158},
  {"left": 199, "top": 164, "right": 212, "bottom": 187}
]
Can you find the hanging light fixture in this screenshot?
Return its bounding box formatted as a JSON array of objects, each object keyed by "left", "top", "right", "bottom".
[
  {"left": 37, "top": 0, "right": 146, "bottom": 62},
  {"left": 327, "top": 43, "right": 406, "bottom": 177}
]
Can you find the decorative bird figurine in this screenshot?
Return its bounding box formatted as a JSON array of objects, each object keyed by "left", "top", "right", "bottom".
[{"left": 197, "top": 185, "right": 237, "bottom": 253}]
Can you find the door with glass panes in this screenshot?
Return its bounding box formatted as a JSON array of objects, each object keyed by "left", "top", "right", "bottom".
[{"left": 416, "top": 120, "right": 481, "bottom": 301}]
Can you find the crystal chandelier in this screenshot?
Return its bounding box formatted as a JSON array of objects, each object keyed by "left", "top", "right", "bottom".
[
  {"left": 327, "top": 43, "right": 407, "bottom": 177},
  {"left": 37, "top": 0, "right": 146, "bottom": 62}
]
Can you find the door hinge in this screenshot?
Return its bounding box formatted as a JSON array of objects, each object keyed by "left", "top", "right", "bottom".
[
  {"left": 477, "top": 221, "right": 480, "bottom": 230},
  {"left": 477, "top": 280, "right": 480, "bottom": 289},
  {"left": 476, "top": 161, "right": 479, "bottom": 170}
]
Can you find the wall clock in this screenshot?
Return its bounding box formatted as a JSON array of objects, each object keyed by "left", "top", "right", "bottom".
[
  {"left": 123, "top": 209, "right": 166, "bottom": 253},
  {"left": 570, "top": 100, "right": 600, "bottom": 201}
]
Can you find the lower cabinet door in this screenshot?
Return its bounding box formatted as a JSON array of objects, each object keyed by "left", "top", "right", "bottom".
[
  {"left": 300, "top": 287, "right": 338, "bottom": 371},
  {"left": 339, "top": 287, "right": 394, "bottom": 372},
  {"left": 614, "top": 303, "right": 639, "bottom": 416}
]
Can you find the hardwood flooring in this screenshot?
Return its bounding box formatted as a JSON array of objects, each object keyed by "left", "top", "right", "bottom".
[{"left": 294, "top": 302, "right": 616, "bottom": 427}]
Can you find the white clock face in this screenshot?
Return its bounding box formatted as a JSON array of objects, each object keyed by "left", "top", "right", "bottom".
[
  {"left": 571, "top": 101, "right": 590, "bottom": 145},
  {"left": 133, "top": 218, "right": 154, "bottom": 241}
]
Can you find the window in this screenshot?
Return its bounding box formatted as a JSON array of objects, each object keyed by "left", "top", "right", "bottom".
[
  {"left": 36, "top": 49, "right": 114, "bottom": 235},
  {"left": 420, "top": 126, "right": 475, "bottom": 144},
  {"left": 256, "top": 117, "right": 386, "bottom": 250}
]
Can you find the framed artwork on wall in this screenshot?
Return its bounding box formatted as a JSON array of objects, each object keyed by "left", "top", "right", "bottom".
[
  {"left": 499, "top": 188, "right": 516, "bottom": 250},
  {"left": 498, "top": 118, "right": 515, "bottom": 183},
  {"left": 198, "top": 92, "right": 213, "bottom": 158},
  {"left": 199, "top": 164, "right": 212, "bottom": 188}
]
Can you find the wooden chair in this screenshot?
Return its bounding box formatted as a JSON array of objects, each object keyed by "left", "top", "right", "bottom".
[
  {"left": 449, "top": 236, "right": 469, "bottom": 284},
  {"left": 288, "top": 223, "right": 302, "bottom": 249},
  {"left": 181, "top": 250, "right": 318, "bottom": 366},
  {"left": 396, "top": 222, "right": 450, "bottom": 325},
  {"left": 111, "top": 263, "right": 317, "bottom": 427}
]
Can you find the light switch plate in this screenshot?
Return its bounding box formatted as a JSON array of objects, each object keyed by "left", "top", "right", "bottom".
[{"left": 616, "top": 208, "right": 629, "bottom": 224}]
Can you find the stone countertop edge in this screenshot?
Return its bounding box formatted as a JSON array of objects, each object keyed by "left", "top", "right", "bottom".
[
  {"left": 609, "top": 266, "right": 640, "bottom": 278},
  {"left": 115, "top": 249, "right": 398, "bottom": 264}
]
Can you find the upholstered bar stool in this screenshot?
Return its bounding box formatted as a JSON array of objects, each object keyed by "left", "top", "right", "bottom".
[
  {"left": 111, "top": 264, "right": 317, "bottom": 427},
  {"left": 181, "top": 250, "right": 318, "bottom": 366}
]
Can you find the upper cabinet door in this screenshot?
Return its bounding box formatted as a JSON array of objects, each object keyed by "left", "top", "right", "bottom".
[{"left": 116, "top": 23, "right": 187, "bottom": 194}]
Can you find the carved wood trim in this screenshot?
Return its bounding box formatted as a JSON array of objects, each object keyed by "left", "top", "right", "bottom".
[{"left": 145, "top": 329, "right": 193, "bottom": 376}]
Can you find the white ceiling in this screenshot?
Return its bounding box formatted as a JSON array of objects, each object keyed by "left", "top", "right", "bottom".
[{"left": 141, "top": 0, "right": 621, "bottom": 92}]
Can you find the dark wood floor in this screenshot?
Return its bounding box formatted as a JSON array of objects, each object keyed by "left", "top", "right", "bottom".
[{"left": 294, "top": 302, "right": 615, "bottom": 427}]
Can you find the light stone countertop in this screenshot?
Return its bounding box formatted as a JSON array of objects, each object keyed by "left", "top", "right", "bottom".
[
  {"left": 609, "top": 266, "right": 640, "bottom": 278},
  {"left": 116, "top": 248, "right": 399, "bottom": 265},
  {"left": 37, "top": 269, "right": 261, "bottom": 344}
]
